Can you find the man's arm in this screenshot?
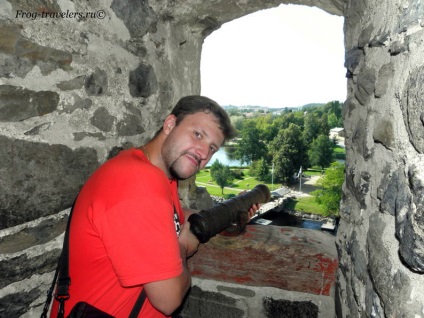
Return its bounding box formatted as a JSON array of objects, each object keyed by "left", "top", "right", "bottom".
[
  {"left": 183, "top": 207, "right": 197, "bottom": 220},
  {"left": 144, "top": 203, "right": 261, "bottom": 314},
  {"left": 142, "top": 221, "right": 198, "bottom": 315}
]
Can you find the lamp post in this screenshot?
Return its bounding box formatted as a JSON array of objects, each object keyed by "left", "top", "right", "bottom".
[
  {"left": 298, "top": 166, "right": 302, "bottom": 192},
  {"left": 271, "top": 162, "right": 274, "bottom": 190}
]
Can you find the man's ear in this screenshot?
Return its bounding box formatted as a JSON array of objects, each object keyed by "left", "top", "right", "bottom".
[{"left": 163, "top": 115, "right": 177, "bottom": 134}]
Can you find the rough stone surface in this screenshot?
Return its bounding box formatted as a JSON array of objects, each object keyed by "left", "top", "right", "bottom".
[
  {"left": 336, "top": 0, "right": 424, "bottom": 315},
  {"left": 129, "top": 63, "right": 158, "bottom": 97},
  {"left": 116, "top": 113, "right": 145, "bottom": 136},
  {"left": 182, "top": 225, "right": 337, "bottom": 318},
  {"left": 396, "top": 163, "right": 424, "bottom": 272},
  {"left": 375, "top": 62, "right": 393, "bottom": 98},
  {"left": 85, "top": 67, "right": 108, "bottom": 96},
  {"left": 57, "top": 76, "right": 86, "bottom": 91},
  {"left": 263, "top": 298, "right": 318, "bottom": 318},
  {"left": 0, "top": 85, "right": 59, "bottom": 121},
  {"left": 401, "top": 65, "right": 424, "bottom": 154},
  {"left": 0, "top": 23, "right": 72, "bottom": 76},
  {"left": 90, "top": 107, "right": 115, "bottom": 132},
  {"left": 0, "top": 136, "right": 98, "bottom": 228},
  {"left": 189, "top": 225, "right": 338, "bottom": 296},
  {"left": 111, "top": 0, "right": 157, "bottom": 38},
  {"left": 2, "top": 0, "right": 424, "bottom": 317}
]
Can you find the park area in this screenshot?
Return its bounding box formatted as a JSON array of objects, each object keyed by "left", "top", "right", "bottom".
[{"left": 195, "top": 167, "right": 327, "bottom": 216}]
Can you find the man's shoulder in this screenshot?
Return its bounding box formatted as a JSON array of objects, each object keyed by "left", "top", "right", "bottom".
[{"left": 104, "top": 148, "right": 166, "bottom": 181}]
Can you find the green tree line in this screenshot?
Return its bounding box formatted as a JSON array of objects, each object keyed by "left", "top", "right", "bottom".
[
  {"left": 230, "top": 101, "right": 344, "bottom": 184},
  {"left": 215, "top": 100, "right": 346, "bottom": 216}
]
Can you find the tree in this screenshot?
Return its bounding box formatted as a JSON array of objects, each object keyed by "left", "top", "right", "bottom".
[
  {"left": 230, "top": 115, "right": 244, "bottom": 132},
  {"left": 275, "top": 111, "right": 304, "bottom": 131},
  {"left": 311, "top": 162, "right": 345, "bottom": 216},
  {"left": 210, "top": 160, "right": 234, "bottom": 194},
  {"left": 319, "top": 113, "right": 330, "bottom": 136},
  {"left": 269, "top": 123, "right": 308, "bottom": 184},
  {"left": 303, "top": 112, "right": 321, "bottom": 145},
  {"left": 308, "top": 134, "right": 334, "bottom": 170},
  {"left": 328, "top": 113, "right": 339, "bottom": 128},
  {"left": 255, "top": 114, "right": 279, "bottom": 143},
  {"left": 249, "top": 158, "right": 270, "bottom": 182},
  {"left": 324, "top": 100, "right": 343, "bottom": 127},
  {"left": 235, "top": 120, "right": 267, "bottom": 164}
]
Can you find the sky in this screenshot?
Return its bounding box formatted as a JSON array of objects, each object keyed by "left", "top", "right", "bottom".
[{"left": 200, "top": 4, "right": 346, "bottom": 108}]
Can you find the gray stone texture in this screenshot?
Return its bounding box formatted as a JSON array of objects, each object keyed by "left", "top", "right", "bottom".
[
  {"left": 336, "top": 0, "right": 424, "bottom": 316},
  {"left": 85, "top": 67, "right": 108, "bottom": 96},
  {"left": 0, "top": 23, "right": 72, "bottom": 77},
  {"left": 401, "top": 65, "right": 424, "bottom": 154},
  {"left": 111, "top": 0, "right": 157, "bottom": 38},
  {"left": 90, "top": 107, "right": 115, "bottom": 132},
  {"left": 0, "top": 136, "right": 98, "bottom": 229},
  {"left": 129, "top": 63, "right": 158, "bottom": 97},
  {"left": 0, "top": 85, "right": 59, "bottom": 121},
  {"left": 1, "top": 0, "right": 424, "bottom": 317}
]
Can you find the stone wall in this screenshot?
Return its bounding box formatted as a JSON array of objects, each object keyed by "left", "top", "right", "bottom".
[
  {"left": 336, "top": 0, "right": 424, "bottom": 316},
  {"left": 1, "top": 0, "right": 424, "bottom": 317}
]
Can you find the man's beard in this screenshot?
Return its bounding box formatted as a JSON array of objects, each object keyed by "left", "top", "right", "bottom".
[
  {"left": 169, "top": 165, "right": 189, "bottom": 180},
  {"left": 168, "top": 154, "right": 200, "bottom": 180}
]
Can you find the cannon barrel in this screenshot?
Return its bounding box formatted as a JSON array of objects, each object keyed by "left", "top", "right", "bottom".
[{"left": 188, "top": 184, "right": 271, "bottom": 243}]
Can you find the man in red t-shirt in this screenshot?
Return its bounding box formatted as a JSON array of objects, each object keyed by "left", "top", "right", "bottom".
[{"left": 50, "top": 96, "right": 259, "bottom": 318}]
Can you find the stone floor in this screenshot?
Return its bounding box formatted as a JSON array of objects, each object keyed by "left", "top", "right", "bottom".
[
  {"left": 189, "top": 224, "right": 338, "bottom": 296},
  {"left": 182, "top": 224, "right": 338, "bottom": 317}
]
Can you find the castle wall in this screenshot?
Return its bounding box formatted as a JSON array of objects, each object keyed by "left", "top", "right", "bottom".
[{"left": 1, "top": 0, "right": 424, "bottom": 316}]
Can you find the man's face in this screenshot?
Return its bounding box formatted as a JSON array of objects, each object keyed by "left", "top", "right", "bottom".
[{"left": 161, "top": 112, "right": 225, "bottom": 180}]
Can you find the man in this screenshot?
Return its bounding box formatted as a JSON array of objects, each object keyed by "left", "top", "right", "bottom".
[{"left": 50, "top": 96, "right": 259, "bottom": 317}]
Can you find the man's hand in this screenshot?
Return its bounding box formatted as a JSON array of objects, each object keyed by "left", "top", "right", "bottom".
[
  {"left": 238, "top": 190, "right": 261, "bottom": 220},
  {"left": 178, "top": 221, "right": 199, "bottom": 258},
  {"left": 247, "top": 203, "right": 261, "bottom": 220}
]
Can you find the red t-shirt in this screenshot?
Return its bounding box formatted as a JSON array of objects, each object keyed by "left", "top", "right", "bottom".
[{"left": 50, "top": 148, "right": 185, "bottom": 318}]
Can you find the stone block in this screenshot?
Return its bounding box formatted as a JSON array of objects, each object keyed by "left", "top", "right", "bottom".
[
  {"left": 401, "top": 65, "right": 424, "bottom": 153},
  {"left": 397, "top": 163, "right": 424, "bottom": 272},
  {"left": 85, "top": 68, "right": 108, "bottom": 96},
  {"left": 129, "top": 63, "right": 158, "bottom": 98},
  {"left": 7, "top": 0, "right": 61, "bottom": 13},
  {"left": 0, "top": 85, "right": 59, "bottom": 122},
  {"left": 0, "top": 24, "right": 72, "bottom": 76},
  {"left": 373, "top": 119, "right": 394, "bottom": 149},
  {"left": 110, "top": 0, "right": 156, "bottom": 38},
  {"left": 0, "top": 136, "right": 98, "bottom": 228},
  {"left": 116, "top": 113, "right": 145, "bottom": 136},
  {"left": 375, "top": 63, "right": 394, "bottom": 98},
  {"left": 355, "top": 67, "right": 376, "bottom": 106},
  {"left": 90, "top": 107, "right": 115, "bottom": 132}
]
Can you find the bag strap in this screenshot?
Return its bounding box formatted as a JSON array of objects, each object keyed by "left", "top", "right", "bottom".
[
  {"left": 128, "top": 289, "right": 147, "bottom": 318},
  {"left": 41, "top": 197, "right": 146, "bottom": 318}
]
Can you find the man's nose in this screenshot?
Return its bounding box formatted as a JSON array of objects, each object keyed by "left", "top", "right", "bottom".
[{"left": 196, "top": 142, "right": 210, "bottom": 160}]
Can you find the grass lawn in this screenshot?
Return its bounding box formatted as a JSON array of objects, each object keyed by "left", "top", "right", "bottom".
[
  {"left": 284, "top": 196, "right": 324, "bottom": 215},
  {"left": 196, "top": 168, "right": 280, "bottom": 197},
  {"left": 333, "top": 145, "right": 346, "bottom": 160},
  {"left": 196, "top": 167, "right": 329, "bottom": 216},
  {"left": 303, "top": 168, "right": 323, "bottom": 177}
]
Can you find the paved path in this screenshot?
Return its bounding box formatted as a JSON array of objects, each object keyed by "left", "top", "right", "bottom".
[{"left": 195, "top": 181, "right": 245, "bottom": 193}]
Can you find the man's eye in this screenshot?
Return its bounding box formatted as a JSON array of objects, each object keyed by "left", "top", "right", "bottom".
[
  {"left": 195, "top": 131, "right": 201, "bottom": 138},
  {"left": 210, "top": 147, "right": 217, "bottom": 154}
]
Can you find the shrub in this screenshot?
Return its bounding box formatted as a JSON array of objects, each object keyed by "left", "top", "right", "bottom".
[{"left": 232, "top": 169, "right": 245, "bottom": 179}]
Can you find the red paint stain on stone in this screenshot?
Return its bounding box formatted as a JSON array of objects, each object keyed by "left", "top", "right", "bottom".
[{"left": 189, "top": 225, "right": 338, "bottom": 296}]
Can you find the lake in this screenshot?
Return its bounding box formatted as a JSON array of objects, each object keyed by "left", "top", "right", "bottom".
[{"left": 206, "top": 147, "right": 247, "bottom": 167}]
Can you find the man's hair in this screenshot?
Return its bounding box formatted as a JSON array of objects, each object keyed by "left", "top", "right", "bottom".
[{"left": 170, "top": 95, "right": 236, "bottom": 141}]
